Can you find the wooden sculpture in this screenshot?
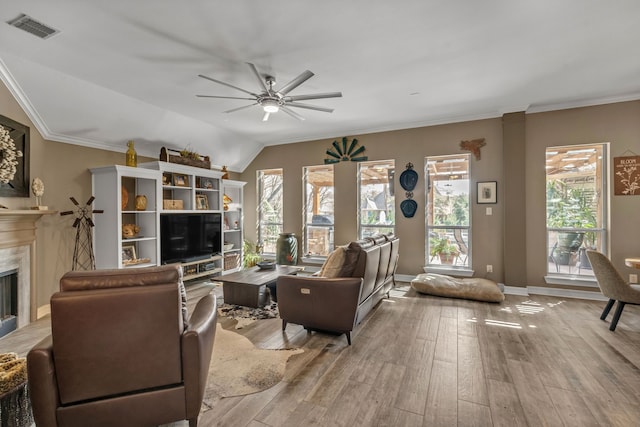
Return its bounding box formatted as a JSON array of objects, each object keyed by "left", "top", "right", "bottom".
[{"left": 460, "top": 138, "right": 486, "bottom": 160}]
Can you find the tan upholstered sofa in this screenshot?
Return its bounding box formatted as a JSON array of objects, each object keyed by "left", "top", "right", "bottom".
[
  {"left": 27, "top": 265, "right": 217, "bottom": 427},
  {"left": 277, "top": 233, "right": 399, "bottom": 344}
]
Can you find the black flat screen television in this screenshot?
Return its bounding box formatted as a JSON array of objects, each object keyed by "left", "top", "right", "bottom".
[{"left": 160, "top": 213, "right": 222, "bottom": 264}]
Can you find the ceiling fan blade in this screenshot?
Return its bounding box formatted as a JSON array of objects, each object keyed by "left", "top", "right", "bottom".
[
  {"left": 287, "top": 102, "right": 334, "bottom": 113},
  {"left": 198, "top": 74, "right": 259, "bottom": 97},
  {"left": 262, "top": 112, "right": 270, "bottom": 122},
  {"left": 277, "top": 70, "right": 314, "bottom": 96},
  {"left": 196, "top": 95, "right": 256, "bottom": 100},
  {"left": 280, "top": 106, "right": 306, "bottom": 121},
  {"left": 284, "top": 92, "right": 343, "bottom": 102},
  {"left": 224, "top": 103, "right": 259, "bottom": 114},
  {"left": 247, "top": 63, "right": 270, "bottom": 93}
]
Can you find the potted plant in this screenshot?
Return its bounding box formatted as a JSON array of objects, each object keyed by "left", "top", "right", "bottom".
[
  {"left": 242, "top": 239, "right": 262, "bottom": 268},
  {"left": 430, "top": 237, "right": 459, "bottom": 265}
]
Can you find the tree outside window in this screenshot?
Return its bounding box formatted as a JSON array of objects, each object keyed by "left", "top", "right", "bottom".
[{"left": 257, "top": 169, "right": 283, "bottom": 254}]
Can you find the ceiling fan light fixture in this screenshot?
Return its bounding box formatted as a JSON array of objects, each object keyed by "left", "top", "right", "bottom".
[{"left": 262, "top": 99, "right": 279, "bottom": 113}]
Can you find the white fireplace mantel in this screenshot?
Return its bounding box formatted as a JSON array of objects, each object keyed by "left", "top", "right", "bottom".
[{"left": 0, "top": 209, "right": 57, "bottom": 323}]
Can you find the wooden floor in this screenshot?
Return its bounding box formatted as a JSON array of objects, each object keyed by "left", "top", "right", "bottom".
[{"left": 3, "top": 283, "right": 640, "bottom": 426}]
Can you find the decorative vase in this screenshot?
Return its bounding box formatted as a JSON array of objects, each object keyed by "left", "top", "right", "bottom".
[
  {"left": 126, "top": 140, "right": 137, "bottom": 167},
  {"left": 276, "top": 233, "right": 298, "bottom": 265},
  {"left": 135, "top": 194, "right": 147, "bottom": 211},
  {"left": 121, "top": 186, "right": 128, "bottom": 210}
]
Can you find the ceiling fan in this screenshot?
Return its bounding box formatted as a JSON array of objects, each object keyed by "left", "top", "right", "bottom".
[{"left": 196, "top": 63, "right": 342, "bottom": 122}]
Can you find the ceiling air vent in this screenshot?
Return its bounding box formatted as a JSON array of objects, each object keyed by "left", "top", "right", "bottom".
[{"left": 7, "top": 14, "right": 59, "bottom": 39}]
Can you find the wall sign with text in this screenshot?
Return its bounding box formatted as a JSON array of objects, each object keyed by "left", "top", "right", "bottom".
[{"left": 614, "top": 155, "right": 640, "bottom": 195}]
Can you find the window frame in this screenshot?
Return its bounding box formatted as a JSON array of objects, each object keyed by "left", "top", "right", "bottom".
[
  {"left": 357, "top": 160, "right": 396, "bottom": 239},
  {"left": 257, "top": 168, "right": 283, "bottom": 255},
  {"left": 544, "top": 143, "right": 609, "bottom": 283},
  {"left": 424, "top": 154, "right": 472, "bottom": 273},
  {"left": 302, "top": 164, "right": 335, "bottom": 259}
]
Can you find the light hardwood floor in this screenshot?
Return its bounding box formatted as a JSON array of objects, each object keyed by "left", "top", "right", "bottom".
[{"left": 3, "top": 283, "right": 640, "bottom": 426}]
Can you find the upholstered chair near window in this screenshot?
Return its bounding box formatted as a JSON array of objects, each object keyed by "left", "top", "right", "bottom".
[{"left": 586, "top": 250, "right": 640, "bottom": 331}]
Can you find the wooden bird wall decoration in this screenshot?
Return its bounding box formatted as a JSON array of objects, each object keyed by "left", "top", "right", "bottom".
[
  {"left": 459, "top": 138, "right": 486, "bottom": 160},
  {"left": 324, "top": 137, "right": 367, "bottom": 164}
]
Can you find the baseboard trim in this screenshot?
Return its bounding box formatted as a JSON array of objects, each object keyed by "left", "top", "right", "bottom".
[
  {"left": 503, "top": 286, "right": 529, "bottom": 296},
  {"left": 37, "top": 304, "right": 51, "bottom": 319},
  {"left": 527, "top": 286, "right": 607, "bottom": 301}
]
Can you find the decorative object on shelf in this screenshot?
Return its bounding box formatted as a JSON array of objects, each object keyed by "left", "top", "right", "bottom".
[
  {"left": 60, "top": 196, "right": 104, "bottom": 270},
  {"left": 121, "top": 186, "right": 128, "bottom": 210},
  {"left": 223, "top": 243, "right": 234, "bottom": 251},
  {"left": 221, "top": 166, "right": 229, "bottom": 180},
  {"left": 477, "top": 181, "right": 497, "bottom": 204},
  {"left": 197, "top": 177, "right": 215, "bottom": 189},
  {"left": 121, "top": 245, "right": 136, "bottom": 264},
  {"left": 172, "top": 173, "right": 189, "bottom": 187},
  {"left": 122, "top": 223, "right": 140, "bottom": 239},
  {"left": 223, "top": 194, "right": 232, "bottom": 211},
  {"left": 30, "top": 177, "right": 48, "bottom": 210},
  {"left": 234, "top": 220, "right": 239, "bottom": 229},
  {"left": 276, "top": 233, "right": 298, "bottom": 265},
  {"left": 163, "top": 199, "right": 184, "bottom": 210},
  {"left": 135, "top": 194, "right": 147, "bottom": 210},
  {"left": 160, "top": 147, "right": 211, "bottom": 169},
  {"left": 162, "top": 173, "right": 171, "bottom": 186},
  {"left": 196, "top": 194, "right": 209, "bottom": 210},
  {"left": 399, "top": 163, "right": 418, "bottom": 191},
  {"left": 613, "top": 154, "right": 640, "bottom": 195},
  {"left": 459, "top": 138, "right": 486, "bottom": 160},
  {"left": 125, "top": 140, "right": 137, "bottom": 167},
  {"left": 324, "top": 137, "right": 367, "bottom": 164}
]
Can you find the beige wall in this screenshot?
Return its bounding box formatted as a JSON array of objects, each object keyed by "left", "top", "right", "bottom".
[
  {"left": 242, "top": 100, "right": 640, "bottom": 291},
  {"left": 0, "top": 82, "right": 147, "bottom": 311},
  {"left": 240, "top": 119, "right": 505, "bottom": 279},
  {"left": 4, "top": 77, "right": 640, "bottom": 308},
  {"left": 525, "top": 100, "right": 640, "bottom": 286}
]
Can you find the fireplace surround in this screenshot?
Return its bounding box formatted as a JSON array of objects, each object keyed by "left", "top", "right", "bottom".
[{"left": 0, "top": 210, "right": 55, "bottom": 332}]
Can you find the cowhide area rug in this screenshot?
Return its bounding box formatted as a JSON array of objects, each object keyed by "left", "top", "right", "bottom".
[
  {"left": 184, "top": 281, "right": 303, "bottom": 404},
  {"left": 203, "top": 322, "right": 303, "bottom": 402}
]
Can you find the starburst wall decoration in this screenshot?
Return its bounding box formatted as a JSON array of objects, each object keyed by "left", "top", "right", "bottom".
[{"left": 324, "top": 137, "right": 367, "bottom": 164}]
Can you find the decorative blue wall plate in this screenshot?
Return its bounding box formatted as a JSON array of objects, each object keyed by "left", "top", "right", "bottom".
[
  {"left": 399, "top": 168, "right": 418, "bottom": 191},
  {"left": 400, "top": 199, "right": 418, "bottom": 218}
]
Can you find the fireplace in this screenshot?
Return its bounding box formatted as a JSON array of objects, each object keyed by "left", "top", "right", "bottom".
[
  {"left": 0, "top": 269, "right": 18, "bottom": 338},
  {"left": 0, "top": 210, "right": 55, "bottom": 333}
]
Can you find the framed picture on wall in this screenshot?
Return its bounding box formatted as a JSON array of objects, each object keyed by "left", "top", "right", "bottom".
[
  {"left": 477, "top": 181, "right": 497, "bottom": 204},
  {"left": 0, "top": 114, "right": 30, "bottom": 197}
]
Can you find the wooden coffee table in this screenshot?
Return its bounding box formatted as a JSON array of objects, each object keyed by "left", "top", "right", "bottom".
[{"left": 218, "top": 265, "right": 302, "bottom": 308}]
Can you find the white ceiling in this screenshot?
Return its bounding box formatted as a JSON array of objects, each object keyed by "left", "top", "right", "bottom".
[{"left": 1, "top": 1, "right": 640, "bottom": 172}]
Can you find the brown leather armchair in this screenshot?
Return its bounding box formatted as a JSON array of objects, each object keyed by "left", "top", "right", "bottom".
[{"left": 27, "top": 265, "right": 217, "bottom": 427}]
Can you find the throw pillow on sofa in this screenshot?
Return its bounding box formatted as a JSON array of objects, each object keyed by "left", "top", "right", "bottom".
[{"left": 318, "top": 246, "right": 359, "bottom": 278}]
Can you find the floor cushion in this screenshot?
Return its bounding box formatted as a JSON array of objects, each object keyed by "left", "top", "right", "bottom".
[{"left": 411, "top": 273, "right": 504, "bottom": 303}]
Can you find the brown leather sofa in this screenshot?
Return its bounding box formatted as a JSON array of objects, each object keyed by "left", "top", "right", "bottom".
[
  {"left": 27, "top": 265, "right": 217, "bottom": 427},
  {"left": 277, "top": 233, "right": 399, "bottom": 344}
]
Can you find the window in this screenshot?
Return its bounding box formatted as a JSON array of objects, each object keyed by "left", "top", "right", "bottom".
[
  {"left": 303, "top": 165, "right": 334, "bottom": 257},
  {"left": 358, "top": 160, "right": 395, "bottom": 239},
  {"left": 546, "top": 143, "right": 607, "bottom": 277},
  {"left": 257, "top": 168, "right": 283, "bottom": 254},
  {"left": 426, "top": 154, "right": 470, "bottom": 268}
]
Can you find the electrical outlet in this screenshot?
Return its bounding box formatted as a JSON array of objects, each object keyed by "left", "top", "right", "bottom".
[
  {"left": 630, "top": 274, "right": 638, "bottom": 284},
  {"left": 487, "top": 265, "right": 493, "bottom": 273},
  {"left": 486, "top": 207, "right": 493, "bottom": 215}
]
